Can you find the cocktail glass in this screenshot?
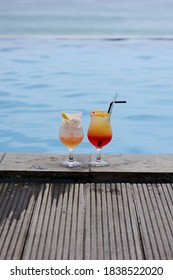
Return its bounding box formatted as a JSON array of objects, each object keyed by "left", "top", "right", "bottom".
[
  {"left": 59, "top": 111, "right": 84, "bottom": 167},
  {"left": 87, "top": 110, "right": 112, "bottom": 166}
]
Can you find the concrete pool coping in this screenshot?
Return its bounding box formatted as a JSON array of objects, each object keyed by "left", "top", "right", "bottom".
[{"left": 0, "top": 152, "right": 173, "bottom": 182}]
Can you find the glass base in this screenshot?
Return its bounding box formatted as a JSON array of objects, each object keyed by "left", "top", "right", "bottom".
[
  {"left": 88, "top": 159, "right": 109, "bottom": 167},
  {"left": 60, "top": 159, "right": 83, "bottom": 168}
]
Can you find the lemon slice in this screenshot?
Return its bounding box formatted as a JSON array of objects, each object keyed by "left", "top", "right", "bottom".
[{"left": 61, "top": 112, "right": 70, "bottom": 120}]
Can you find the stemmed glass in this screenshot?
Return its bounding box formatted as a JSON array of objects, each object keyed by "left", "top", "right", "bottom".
[
  {"left": 59, "top": 111, "right": 84, "bottom": 167},
  {"left": 87, "top": 95, "right": 126, "bottom": 167},
  {"left": 87, "top": 110, "right": 112, "bottom": 166}
]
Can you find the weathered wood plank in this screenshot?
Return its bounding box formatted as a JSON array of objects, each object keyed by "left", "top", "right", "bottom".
[
  {"left": 13, "top": 183, "right": 39, "bottom": 259},
  {"left": 132, "top": 183, "right": 160, "bottom": 259},
  {"left": 36, "top": 183, "right": 52, "bottom": 260},
  {"left": 123, "top": 183, "right": 143, "bottom": 259},
  {"left": 0, "top": 183, "right": 38, "bottom": 259},
  {"left": 111, "top": 183, "right": 124, "bottom": 259},
  {"left": 106, "top": 184, "right": 116, "bottom": 259},
  {"left": 84, "top": 183, "right": 91, "bottom": 259},
  {"left": 68, "top": 183, "right": 80, "bottom": 259},
  {"left": 48, "top": 183, "right": 64, "bottom": 260},
  {"left": 95, "top": 183, "right": 104, "bottom": 259},
  {"left": 132, "top": 183, "right": 173, "bottom": 259},
  {"left": 161, "top": 184, "right": 173, "bottom": 215},
  {"left": 101, "top": 183, "right": 110, "bottom": 259},
  {"left": 82, "top": 183, "right": 143, "bottom": 260},
  {"left": 90, "top": 183, "right": 97, "bottom": 260},
  {"left": 0, "top": 183, "right": 12, "bottom": 228},
  {"left": 5, "top": 183, "right": 35, "bottom": 259},
  {"left": 0, "top": 177, "right": 172, "bottom": 260},
  {"left": 0, "top": 183, "right": 25, "bottom": 259},
  {"left": 75, "top": 183, "right": 85, "bottom": 260},
  {"left": 42, "top": 183, "right": 59, "bottom": 259},
  {"left": 117, "top": 183, "right": 130, "bottom": 259},
  {"left": 61, "top": 183, "right": 74, "bottom": 260},
  {"left": 142, "top": 183, "right": 170, "bottom": 259},
  {"left": 55, "top": 184, "right": 69, "bottom": 259},
  {"left": 4, "top": 184, "right": 30, "bottom": 259},
  {"left": 152, "top": 184, "right": 173, "bottom": 259},
  {"left": 22, "top": 183, "right": 44, "bottom": 259},
  {"left": 126, "top": 183, "right": 144, "bottom": 259}
]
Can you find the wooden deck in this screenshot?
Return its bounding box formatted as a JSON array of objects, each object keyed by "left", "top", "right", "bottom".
[{"left": 0, "top": 153, "right": 173, "bottom": 260}]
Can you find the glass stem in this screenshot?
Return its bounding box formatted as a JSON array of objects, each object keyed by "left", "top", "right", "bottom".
[
  {"left": 96, "top": 148, "right": 102, "bottom": 161},
  {"left": 68, "top": 148, "right": 74, "bottom": 162}
]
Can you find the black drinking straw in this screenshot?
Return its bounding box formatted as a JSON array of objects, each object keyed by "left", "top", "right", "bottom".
[{"left": 107, "top": 94, "right": 126, "bottom": 114}]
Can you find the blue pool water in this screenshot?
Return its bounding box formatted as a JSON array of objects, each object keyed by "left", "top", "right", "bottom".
[
  {"left": 1, "top": 0, "right": 173, "bottom": 37},
  {"left": 0, "top": 38, "right": 173, "bottom": 154}
]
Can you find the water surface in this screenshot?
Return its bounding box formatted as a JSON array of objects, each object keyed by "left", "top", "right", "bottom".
[
  {"left": 0, "top": 38, "right": 173, "bottom": 154},
  {"left": 0, "top": 0, "right": 173, "bottom": 36}
]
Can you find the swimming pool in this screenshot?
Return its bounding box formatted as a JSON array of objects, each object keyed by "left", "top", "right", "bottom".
[{"left": 0, "top": 38, "right": 173, "bottom": 154}]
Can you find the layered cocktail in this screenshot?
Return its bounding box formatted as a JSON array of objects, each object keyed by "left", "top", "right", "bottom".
[{"left": 87, "top": 110, "right": 112, "bottom": 166}]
